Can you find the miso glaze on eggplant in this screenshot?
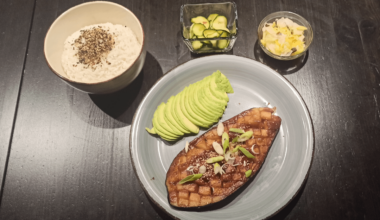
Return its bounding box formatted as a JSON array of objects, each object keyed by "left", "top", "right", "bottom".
[{"left": 165, "top": 107, "right": 282, "bottom": 208}]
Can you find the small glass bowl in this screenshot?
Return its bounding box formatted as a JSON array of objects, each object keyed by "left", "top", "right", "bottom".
[
  {"left": 258, "top": 11, "right": 313, "bottom": 61},
  {"left": 180, "top": 2, "right": 238, "bottom": 54}
]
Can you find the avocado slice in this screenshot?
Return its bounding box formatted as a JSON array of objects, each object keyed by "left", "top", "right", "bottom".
[
  {"left": 157, "top": 103, "right": 184, "bottom": 136},
  {"left": 181, "top": 88, "right": 213, "bottom": 127},
  {"left": 198, "top": 82, "right": 226, "bottom": 115},
  {"left": 165, "top": 96, "right": 191, "bottom": 134},
  {"left": 179, "top": 89, "right": 203, "bottom": 127},
  {"left": 164, "top": 113, "right": 186, "bottom": 135},
  {"left": 190, "top": 82, "right": 220, "bottom": 121},
  {"left": 181, "top": 87, "right": 213, "bottom": 128},
  {"left": 185, "top": 85, "right": 217, "bottom": 125},
  {"left": 213, "top": 70, "right": 234, "bottom": 93},
  {"left": 171, "top": 94, "right": 190, "bottom": 132},
  {"left": 200, "top": 78, "right": 227, "bottom": 110},
  {"left": 188, "top": 83, "right": 217, "bottom": 121},
  {"left": 173, "top": 94, "right": 199, "bottom": 134},
  {"left": 145, "top": 127, "right": 156, "bottom": 134},
  {"left": 209, "top": 79, "right": 229, "bottom": 102},
  {"left": 152, "top": 108, "right": 179, "bottom": 141},
  {"left": 198, "top": 77, "right": 226, "bottom": 112}
]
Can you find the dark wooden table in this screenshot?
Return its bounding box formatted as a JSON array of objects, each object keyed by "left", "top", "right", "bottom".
[{"left": 0, "top": 0, "right": 379, "bottom": 219}]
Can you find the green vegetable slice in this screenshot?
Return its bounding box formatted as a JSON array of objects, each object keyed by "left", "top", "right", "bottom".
[
  {"left": 191, "top": 16, "right": 210, "bottom": 29},
  {"left": 238, "top": 147, "right": 255, "bottom": 158},
  {"left": 212, "top": 16, "right": 228, "bottom": 31},
  {"left": 238, "top": 131, "right": 254, "bottom": 142},
  {"left": 204, "top": 29, "right": 219, "bottom": 38},
  {"left": 179, "top": 174, "right": 203, "bottom": 184},
  {"left": 229, "top": 128, "right": 244, "bottom": 134},
  {"left": 222, "top": 132, "right": 229, "bottom": 153},
  {"left": 245, "top": 170, "right": 252, "bottom": 178},
  {"left": 232, "top": 145, "right": 240, "bottom": 153},
  {"left": 208, "top": 14, "right": 219, "bottom": 22},
  {"left": 192, "top": 41, "right": 203, "bottom": 50},
  {"left": 231, "top": 146, "right": 255, "bottom": 158},
  {"left": 232, "top": 136, "right": 239, "bottom": 143},
  {"left": 197, "top": 35, "right": 211, "bottom": 44},
  {"left": 217, "top": 31, "right": 230, "bottom": 49},
  {"left": 206, "top": 156, "right": 224, "bottom": 163},
  {"left": 187, "top": 14, "right": 232, "bottom": 50},
  {"left": 210, "top": 40, "right": 217, "bottom": 48},
  {"left": 192, "top": 23, "right": 206, "bottom": 37},
  {"left": 218, "top": 40, "right": 229, "bottom": 49},
  {"left": 145, "top": 127, "right": 156, "bottom": 134},
  {"left": 220, "top": 31, "right": 229, "bottom": 37},
  {"left": 189, "top": 24, "right": 194, "bottom": 39},
  {"left": 209, "top": 14, "right": 219, "bottom": 29}
]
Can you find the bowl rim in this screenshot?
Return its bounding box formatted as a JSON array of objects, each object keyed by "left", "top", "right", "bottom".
[
  {"left": 257, "top": 11, "right": 313, "bottom": 61},
  {"left": 180, "top": 1, "right": 239, "bottom": 42},
  {"left": 44, "top": 1, "right": 145, "bottom": 85}
]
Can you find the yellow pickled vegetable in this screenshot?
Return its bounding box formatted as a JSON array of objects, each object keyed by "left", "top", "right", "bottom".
[{"left": 261, "top": 17, "right": 307, "bottom": 56}]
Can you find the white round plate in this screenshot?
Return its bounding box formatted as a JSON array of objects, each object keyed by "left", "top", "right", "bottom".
[{"left": 130, "top": 55, "right": 314, "bottom": 220}]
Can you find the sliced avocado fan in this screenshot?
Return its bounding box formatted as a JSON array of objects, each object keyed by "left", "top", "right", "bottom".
[{"left": 146, "top": 70, "right": 233, "bottom": 141}]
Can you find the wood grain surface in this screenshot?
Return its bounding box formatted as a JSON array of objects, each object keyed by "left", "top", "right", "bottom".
[
  {"left": 0, "top": 0, "right": 380, "bottom": 219},
  {"left": 0, "top": 0, "right": 35, "bottom": 194}
]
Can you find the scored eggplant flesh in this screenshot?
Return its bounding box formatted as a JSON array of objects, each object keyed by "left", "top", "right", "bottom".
[{"left": 165, "top": 107, "right": 282, "bottom": 208}]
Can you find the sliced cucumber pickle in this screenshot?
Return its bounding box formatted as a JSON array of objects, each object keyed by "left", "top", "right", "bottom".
[
  {"left": 210, "top": 40, "right": 217, "bottom": 48},
  {"left": 197, "top": 35, "right": 211, "bottom": 45},
  {"left": 189, "top": 24, "right": 194, "bottom": 39},
  {"left": 217, "top": 31, "right": 230, "bottom": 49},
  {"left": 191, "top": 16, "right": 210, "bottom": 29},
  {"left": 208, "top": 14, "right": 219, "bottom": 22},
  {"left": 204, "top": 30, "right": 219, "bottom": 38},
  {"left": 220, "top": 31, "right": 229, "bottom": 38},
  {"left": 192, "top": 41, "right": 203, "bottom": 50},
  {"left": 192, "top": 23, "right": 206, "bottom": 37},
  {"left": 212, "top": 16, "right": 228, "bottom": 30},
  {"left": 188, "top": 14, "right": 232, "bottom": 51}
]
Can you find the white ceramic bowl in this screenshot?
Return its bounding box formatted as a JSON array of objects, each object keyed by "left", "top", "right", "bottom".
[{"left": 44, "top": 1, "right": 146, "bottom": 94}]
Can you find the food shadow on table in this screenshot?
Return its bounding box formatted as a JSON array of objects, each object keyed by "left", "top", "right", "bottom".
[
  {"left": 67, "top": 52, "right": 163, "bottom": 128},
  {"left": 253, "top": 40, "right": 308, "bottom": 75}
]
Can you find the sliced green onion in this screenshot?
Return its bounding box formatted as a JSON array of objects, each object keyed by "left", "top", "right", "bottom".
[
  {"left": 179, "top": 173, "right": 203, "bottom": 184},
  {"left": 245, "top": 170, "right": 252, "bottom": 178},
  {"left": 238, "top": 147, "right": 255, "bottom": 158},
  {"left": 232, "top": 146, "right": 241, "bottom": 153},
  {"left": 231, "top": 137, "right": 239, "bottom": 143},
  {"left": 206, "top": 156, "right": 224, "bottom": 163},
  {"left": 229, "top": 128, "right": 245, "bottom": 134},
  {"left": 222, "top": 132, "right": 229, "bottom": 153},
  {"left": 237, "top": 131, "right": 253, "bottom": 142}
]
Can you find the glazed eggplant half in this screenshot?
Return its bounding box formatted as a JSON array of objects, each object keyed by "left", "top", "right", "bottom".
[{"left": 165, "top": 107, "right": 282, "bottom": 208}]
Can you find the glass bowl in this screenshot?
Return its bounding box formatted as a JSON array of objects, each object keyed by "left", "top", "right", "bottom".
[
  {"left": 180, "top": 2, "right": 238, "bottom": 54},
  {"left": 257, "top": 11, "right": 313, "bottom": 61}
]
